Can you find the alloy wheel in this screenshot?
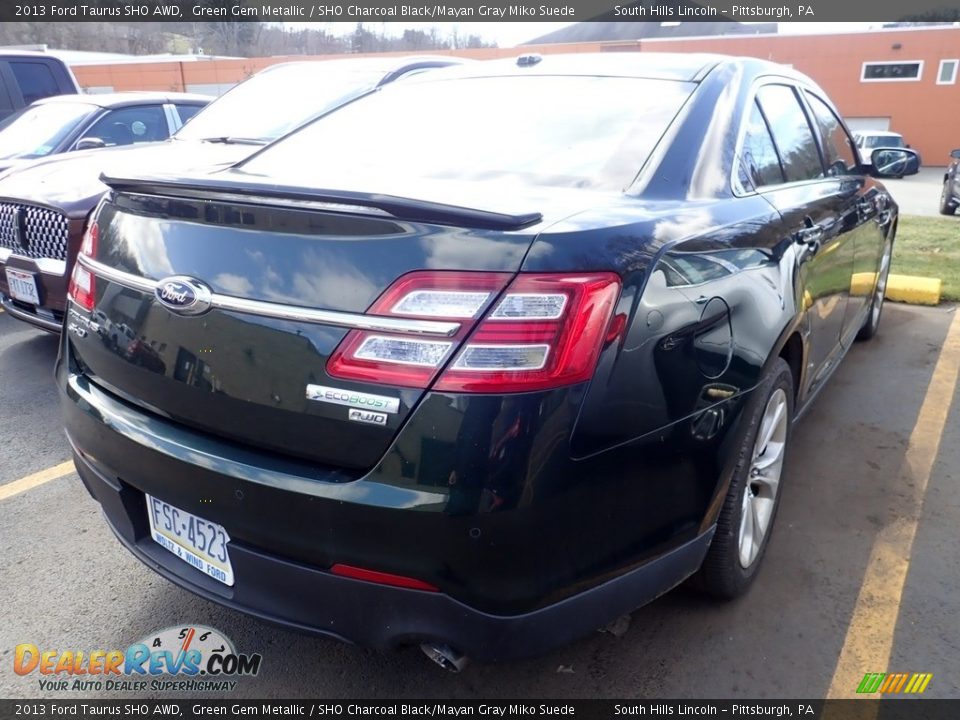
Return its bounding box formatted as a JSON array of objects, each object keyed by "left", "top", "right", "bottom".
[
  {"left": 942, "top": 183, "right": 957, "bottom": 215},
  {"left": 872, "top": 239, "right": 892, "bottom": 328},
  {"left": 738, "top": 388, "right": 788, "bottom": 568}
]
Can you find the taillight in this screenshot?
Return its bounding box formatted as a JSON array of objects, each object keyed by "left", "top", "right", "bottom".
[
  {"left": 327, "top": 270, "right": 621, "bottom": 393},
  {"left": 79, "top": 220, "right": 98, "bottom": 257},
  {"left": 435, "top": 273, "right": 621, "bottom": 393},
  {"left": 67, "top": 223, "right": 99, "bottom": 311},
  {"left": 67, "top": 222, "right": 98, "bottom": 311},
  {"left": 67, "top": 264, "right": 95, "bottom": 311},
  {"left": 327, "top": 271, "right": 511, "bottom": 388}
]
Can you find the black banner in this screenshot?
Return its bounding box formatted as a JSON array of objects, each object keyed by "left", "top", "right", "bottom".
[
  {"left": 4, "top": 0, "right": 960, "bottom": 23},
  {"left": 1, "top": 700, "right": 960, "bottom": 720}
]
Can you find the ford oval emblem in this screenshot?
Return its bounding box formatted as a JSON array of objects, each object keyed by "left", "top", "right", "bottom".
[{"left": 154, "top": 276, "right": 213, "bottom": 316}]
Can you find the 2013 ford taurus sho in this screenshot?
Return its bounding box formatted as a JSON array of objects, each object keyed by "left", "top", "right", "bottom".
[{"left": 57, "top": 54, "right": 918, "bottom": 669}]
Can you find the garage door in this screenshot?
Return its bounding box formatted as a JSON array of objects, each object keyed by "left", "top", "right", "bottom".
[{"left": 844, "top": 117, "right": 891, "bottom": 132}]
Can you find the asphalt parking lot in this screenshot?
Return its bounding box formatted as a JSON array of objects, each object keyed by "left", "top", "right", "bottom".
[
  {"left": 883, "top": 167, "right": 949, "bottom": 217},
  {"left": 1, "top": 301, "right": 958, "bottom": 699}
]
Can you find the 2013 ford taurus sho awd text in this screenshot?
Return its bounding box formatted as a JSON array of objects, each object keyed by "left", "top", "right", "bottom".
[{"left": 57, "top": 54, "right": 918, "bottom": 668}]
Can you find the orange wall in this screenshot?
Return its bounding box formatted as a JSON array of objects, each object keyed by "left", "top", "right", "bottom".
[
  {"left": 640, "top": 27, "right": 960, "bottom": 163},
  {"left": 72, "top": 27, "right": 960, "bottom": 161}
]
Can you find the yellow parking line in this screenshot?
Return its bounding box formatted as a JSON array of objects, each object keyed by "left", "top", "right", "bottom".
[
  {"left": 0, "top": 460, "right": 76, "bottom": 502},
  {"left": 827, "top": 310, "right": 960, "bottom": 700}
]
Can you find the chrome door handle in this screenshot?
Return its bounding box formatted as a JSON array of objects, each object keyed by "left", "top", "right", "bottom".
[{"left": 797, "top": 225, "right": 824, "bottom": 244}]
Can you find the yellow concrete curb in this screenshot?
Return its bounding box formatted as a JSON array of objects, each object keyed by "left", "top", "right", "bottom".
[{"left": 885, "top": 274, "right": 942, "bottom": 306}]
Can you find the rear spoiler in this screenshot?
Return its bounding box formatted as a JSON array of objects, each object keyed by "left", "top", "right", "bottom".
[{"left": 100, "top": 173, "right": 543, "bottom": 232}]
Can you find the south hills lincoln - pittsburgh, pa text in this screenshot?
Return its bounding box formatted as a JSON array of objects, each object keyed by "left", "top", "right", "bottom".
[{"left": 613, "top": 4, "right": 813, "bottom": 17}]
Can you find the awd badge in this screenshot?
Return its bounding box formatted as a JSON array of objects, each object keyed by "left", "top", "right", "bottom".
[{"left": 348, "top": 409, "right": 387, "bottom": 426}]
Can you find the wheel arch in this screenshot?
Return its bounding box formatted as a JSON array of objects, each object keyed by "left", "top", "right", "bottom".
[{"left": 777, "top": 330, "right": 804, "bottom": 405}]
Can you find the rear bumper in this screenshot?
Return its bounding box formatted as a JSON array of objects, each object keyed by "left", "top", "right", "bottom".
[
  {"left": 60, "top": 364, "right": 716, "bottom": 660},
  {"left": 0, "top": 253, "right": 67, "bottom": 333},
  {"left": 72, "top": 441, "right": 712, "bottom": 661},
  {"left": 1, "top": 295, "right": 62, "bottom": 332}
]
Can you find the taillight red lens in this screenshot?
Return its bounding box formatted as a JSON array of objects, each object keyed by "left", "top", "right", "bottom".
[
  {"left": 434, "top": 273, "right": 621, "bottom": 393},
  {"left": 67, "top": 264, "right": 95, "bottom": 311},
  {"left": 68, "top": 222, "right": 98, "bottom": 311},
  {"left": 327, "top": 271, "right": 511, "bottom": 388},
  {"left": 327, "top": 270, "right": 622, "bottom": 394},
  {"left": 79, "top": 221, "right": 98, "bottom": 257}
]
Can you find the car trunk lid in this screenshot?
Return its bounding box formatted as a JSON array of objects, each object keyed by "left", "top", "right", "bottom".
[{"left": 66, "top": 172, "right": 578, "bottom": 471}]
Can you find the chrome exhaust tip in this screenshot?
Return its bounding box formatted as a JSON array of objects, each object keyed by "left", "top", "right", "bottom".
[{"left": 420, "top": 642, "right": 469, "bottom": 673}]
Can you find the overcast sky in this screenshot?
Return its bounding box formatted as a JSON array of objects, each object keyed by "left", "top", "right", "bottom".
[{"left": 309, "top": 21, "right": 879, "bottom": 47}]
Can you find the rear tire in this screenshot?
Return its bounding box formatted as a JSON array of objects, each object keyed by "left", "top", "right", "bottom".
[
  {"left": 697, "top": 357, "right": 793, "bottom": 599},
  {"left": 857, "top": 236, "right": 893, "bottom": 342},
  {"left": 940, "top": 182, "right": 957, "bottom": 216}
]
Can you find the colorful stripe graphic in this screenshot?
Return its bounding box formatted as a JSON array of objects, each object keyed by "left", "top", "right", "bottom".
[{"left": 856, "top": 672, "right": 933, "bottom": 694}]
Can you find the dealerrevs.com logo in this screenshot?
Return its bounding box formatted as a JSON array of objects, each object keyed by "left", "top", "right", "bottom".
[{"left": 14, "top": 625, "right": 262, "bottom": 692}]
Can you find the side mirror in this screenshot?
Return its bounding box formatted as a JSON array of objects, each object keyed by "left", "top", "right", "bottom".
[
  {"left": 75, "top": 137, "right": 106, "bottom": 151},
  {"left": 869, "top": 148, "right": 920, "bottom": 178},
  {"left": 951, "top": 149, "right": 960, "bottom": 160}
]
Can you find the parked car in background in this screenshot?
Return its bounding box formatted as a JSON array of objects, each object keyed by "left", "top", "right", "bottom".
[
  {"left": 0, "top": 56, "right": 464, "bottom": 332},
  {"left": 0, "top": 51, "right": 79, "bottom": 122},
  {"left": 941, "top": 148, "right": 960, "bottom": 215},
  {"left": 853, "top": 130, "right": 921, "bottom": 173},
  {"left": 0, "top": 91, "right": 209, "bottom": 174},
  {"left": 59, "top": 54, "right": 918, "bottom": 668}
]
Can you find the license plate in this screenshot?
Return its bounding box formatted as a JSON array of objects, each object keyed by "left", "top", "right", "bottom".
[
  {"left": 5, "top": 268, "right": 40, "bottom": 305},
  {"left": 146, "top": 495, "right": 234, "bottom": 586}
]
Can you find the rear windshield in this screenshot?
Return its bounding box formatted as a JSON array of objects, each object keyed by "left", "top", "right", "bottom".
[
  {"left": 174, "top": 67, "right": 387, "bottom": 144},
  {"left": 240, "top": 76, "right": 694, "bottom": 191}
]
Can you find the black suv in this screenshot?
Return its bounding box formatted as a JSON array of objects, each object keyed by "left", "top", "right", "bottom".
[
  {"left": 941, "top": 148, "right": 960, "bottom": 215},
  {"left": 0, "top": 51, "right": 79, "bottom": 122}
]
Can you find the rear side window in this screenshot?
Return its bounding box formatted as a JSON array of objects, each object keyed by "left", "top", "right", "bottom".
[
  {"left": 738, "top": 100, "right": 785, "bottom": 190},
  {"left": 81, "top": 105, "right": 169, "bottom": 146},
  {"left": 804, "top": 92, "right": 859, "bottom": 176},
  {"left": 10, "top": 61, "right": 61, "bottom": 105},
  {"left": 241, "top": 76, "right": 695, "bottom": 191},
  {"left": 174, "top": 103, "right": 204, "bottom": 126},
  {"left": 0, "top": 78, "right": 13, "bottom": 120},
  {"left": 756, "top": 85, "right": 824, "bottom": 183},
  {"left": 864, "top": 135, "right": 904, "bottom": 149}
]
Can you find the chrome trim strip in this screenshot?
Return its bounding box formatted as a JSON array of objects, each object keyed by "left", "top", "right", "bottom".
[
  {"left": 0, "top": 297, "right": 62, "bottom": 333},
  {"left": 33, "top": 258, "right": 68, "bottom": 275},
  {"left": 77, "top": 255, "right": 462, "bottom": 337},
  {"left": 211, "top": 295, "right": 461, "bottom": 336},
  {"left": 79, "top": 256, "right": 156, "bottom": 293},
  {"left": 0, "top": 250, "right": 67, "bottom": 276}
]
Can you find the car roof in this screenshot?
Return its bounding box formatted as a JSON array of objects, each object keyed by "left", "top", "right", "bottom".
[
  {"left": 389, "top": 52, "right": 816, "bottom": 84},
  {"left": 34, "top": 91, "right": 211, "bottom": 108},
  {"left": 0, "top": 50, "right": 66, "bottom": 60},
  {"left": 256, "top": 55, "right": 469, "bottom": 81},
  {"left": 856, "top": 130, "right": 903, "bottom": 137}
]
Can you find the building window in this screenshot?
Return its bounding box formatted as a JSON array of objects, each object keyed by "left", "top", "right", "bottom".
[
  {"left": 861, "top": 61, "right": 923, "bottom": 82},
  {"left": 937, "top": 59, "right": 958, "bottom": 85}
]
